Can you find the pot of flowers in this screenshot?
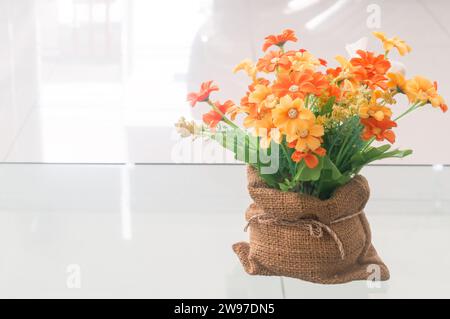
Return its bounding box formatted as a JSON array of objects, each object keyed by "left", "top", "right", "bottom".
[{"left": 176, "top": 29, "right": 446, "bottom": 284}]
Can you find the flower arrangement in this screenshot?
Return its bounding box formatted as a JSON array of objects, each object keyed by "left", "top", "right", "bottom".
[{"left": 177, "top": 29, "right": 446, "bottom": 199}]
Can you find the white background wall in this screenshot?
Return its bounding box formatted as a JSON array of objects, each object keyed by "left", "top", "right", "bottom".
[{"left": 0, "top": 0, "right": 449, "bottom": 164}]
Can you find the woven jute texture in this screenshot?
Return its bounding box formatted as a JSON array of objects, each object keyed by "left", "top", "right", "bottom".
[{"left": 232, "top": 166, "right": 390, "bottom": 284}]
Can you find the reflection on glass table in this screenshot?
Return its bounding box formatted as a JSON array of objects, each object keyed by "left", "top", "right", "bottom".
[{"left": 0, "top": 163, "right": 449, "bottom": 298}]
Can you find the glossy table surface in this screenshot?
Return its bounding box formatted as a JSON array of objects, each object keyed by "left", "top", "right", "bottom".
[{"left": 0, "top": 163, "right": 449, "bottom": 298}]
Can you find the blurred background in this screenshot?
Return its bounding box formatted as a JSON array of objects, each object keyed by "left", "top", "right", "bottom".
[{"left": 0, "top": 0, "right": 449, "bottom": 164}]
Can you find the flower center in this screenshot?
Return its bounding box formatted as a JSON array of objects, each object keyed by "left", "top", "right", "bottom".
[
  {"left": 288, "top": 108, "right": 298, "bottom": 119},
  {"left": 289, "top": 85, "right": 299, "bottom": 92},
  {"left": 270, "top": 57, "right": 280, "bottom": 64},
  {"left": 299, "top": 129, "right": 309, "bottom": 138}
]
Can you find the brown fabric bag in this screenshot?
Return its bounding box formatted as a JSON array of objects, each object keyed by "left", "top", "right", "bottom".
[{"left": 232, "top": 166, "right": 389, "bottom": 284}]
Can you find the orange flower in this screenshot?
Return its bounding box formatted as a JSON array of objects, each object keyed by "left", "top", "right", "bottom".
[
  {"left": 187, "top": 81, "right": 219, "bottom": 107},
  {"left": 351, "top": 50, "right": 390, "bottom": 75},
  {"left": 291, "top": 147, "right": 326, "bottom": 168},
  {"left": 326, "top": 66, "right": 342, "bottom": 78},
  {"left": 324, "top": 84, "right": 341, "bottom": 101},
  {"left": 256, "top": 50, "right": 291, "bottom": 73},
  {"left": 202, "top": 100, "right": 234, "bottom": 128},
  {"left": 248, "top": 78, "right": 271, "bottom": 92},
  {"left": 350, "top": 50, "right": 391, "bottom": 89},
  {"left": 272, "top": 95, "right": 314, "bottom": 136},
  {"left": 272, "top": 69, "right": 329, "bottom": 99},
  {"left": 262, "top": 29, "right": 298, "bottom": 52},
  {"left": 361, "top": 117, "right": 397, "bottom": 143}
]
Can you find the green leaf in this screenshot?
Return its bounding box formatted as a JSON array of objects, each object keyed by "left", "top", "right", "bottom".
[
  {"left": 279, "top": 182, "right": 292, "bottom": 192},
  {"left": 322, "top": 156, "right": 342, "bottom": 180},
  {"left": 313, "top": 156, "right": 350, "bottom": 199},
  {"left": 319, "top": 96, "right": 335, "bottom": 115},
  {"left": 296, "top": 157, "right": 324, "bottom": 182},
  {"left": 351, "top": 144, "right": 391, "bottom": 169},
  {"left": 377, "top": 148, "right": 413, "bottom": 160}
]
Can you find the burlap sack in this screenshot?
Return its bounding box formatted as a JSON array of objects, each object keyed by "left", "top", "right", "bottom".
[{"left": 232, "top": 166, "right": 389, "bottom": 284}]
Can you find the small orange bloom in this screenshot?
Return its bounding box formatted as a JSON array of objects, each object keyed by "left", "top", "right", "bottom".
[
  {"left": 291, "top": 147, "right": 326, "bottom": 168},
  {"left": 326, "top": 66, "right": 342, "bottom": 78},
  {"left": 202, "top": 100, "right": 234, "bottom": 128},
  {"left": 187, "top": 81, "right": 219, "bottom": 107},
  {"left": 272, "top": 70, "right": 329, "bottom": 99},
  {"left": 350, "top": 50, "right": 391, "bottom": 89},
  {"left": 325, "top": 84, "right": 341, "bottom": 101},
  {"left": 256, "top": 50, "right": 291, "bottom": 73},
  {"left": 262, "top": 29, "right": 298, "bottom": 52},
  {"left": 361, "top": 117, "right": 397, "bottom": 143},
  {"left": 248, "top": 78, "right": 271, "bottom": 92},
  {"left": 351, "top": 50, "right": 390, "bottom": 75}
]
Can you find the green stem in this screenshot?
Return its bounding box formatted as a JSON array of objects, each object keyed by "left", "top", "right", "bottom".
[
  {"left": 394, "top": 101, "right": 424, "bottom": 121},
  {"left": 335, "top": 132, "right": 352, "bottom": 168},
  {"left": 361, "top": 136, "right": 375, "bottom": 152},
  {"left": 281, "top": 142, "right": 295, "bottom": 177}
]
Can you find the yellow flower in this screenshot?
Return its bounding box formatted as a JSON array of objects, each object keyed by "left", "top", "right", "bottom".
[
  {"left": 248, "top": 84, "right": 271, "bottom": 104},
  {"left": 243, "top": 107, "right": 282, "bottom": 148},
  {"left": 263, "top": 94, "right": 279, "bottom": 109},
  {"left": 175, "top": 117, "right": 202, "bottom": 138},
  {"left": 405, "top": 76, "right": 447, "bottom": 111},
  {"left": 233, "top": 59, "right": 257, "bottom": 80},
  {"left": 331, "top": 105, "right": 352, "bottom": 122},
  {"left": 405, "top": 76, "right": 436, "bottom": 103},
  {"left": 259, "top": 128, "right": 282, "bottom": 149},
  {"left": 332, "top": 56, "right": 359, "bottom": 90},
  {"left": 316, "top": 115, "right": 329, "bottom": 126},
  {"left": 272, "top": 95, "right": 313, "bottom": 136},
  {"left": 373, "top": 32, "right": 411, "bottom": 56},
  {"left": 290, "top": 51, "right": 321, "bottom": 72},
  {"left": 387, "top": 72, "right": 406, "bottom": 92},
  {"left": 335, "top": 55, "right": 353, "bottom": 69},
  {"left": 243, "top": 108, "right": 273, "bottom": 131},
  {"left": 359, "top": 103, "right": 392, "bottom": 121},
  {"left": 248, "top": 84, "right": 279, "bottom": 112}
]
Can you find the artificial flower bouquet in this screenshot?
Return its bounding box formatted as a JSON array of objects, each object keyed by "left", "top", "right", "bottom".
[{"left": 176, "top": 29, "right": 446, "bottom": 284}]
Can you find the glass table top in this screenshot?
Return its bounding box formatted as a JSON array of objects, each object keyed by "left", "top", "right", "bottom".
[{"left": 0, "top": 163, "right": 449, "bottom": 298}]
